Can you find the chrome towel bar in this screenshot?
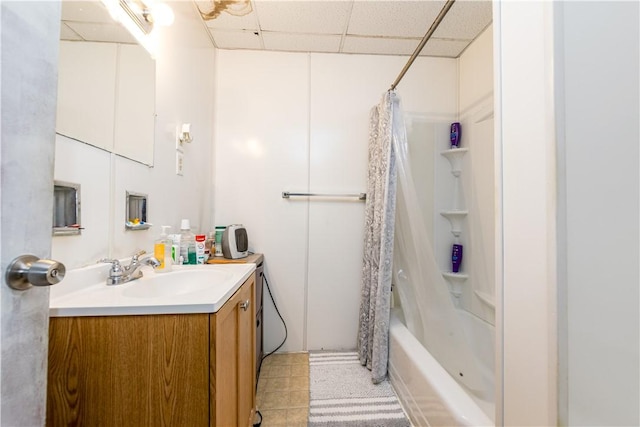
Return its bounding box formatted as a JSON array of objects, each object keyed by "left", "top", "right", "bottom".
[{"left": 282, "top": 191, "right": 366, "bottom": 201}]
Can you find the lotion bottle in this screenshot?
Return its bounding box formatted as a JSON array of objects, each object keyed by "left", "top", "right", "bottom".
[
  {"left": 450, "top": 122, "right": 461, "bottom": 148},
  {"left": 451, "top": 242, "right": 463, "bottom": 273},
  {"left": 154, "top": 225, "right": 173, "bottom": 272}
]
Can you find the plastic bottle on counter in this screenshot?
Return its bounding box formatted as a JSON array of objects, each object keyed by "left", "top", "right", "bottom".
[
  {"left": 195, "top": 234, "right": 206, "bottom": 265},
  {"left": 169, "top": 233, "right": 181, "bottom": 264},
  {"left": 154, "top": 225, "right": 173, "bottom": 272},
  {"left": 179, "top": 219, "right": 196, "bottom": 265},
  {"left": 214, "top": 226, "right": 225, "bottom": 257},
  {"left": 204, "top": 231, "right": 215, "bottom": 261}
]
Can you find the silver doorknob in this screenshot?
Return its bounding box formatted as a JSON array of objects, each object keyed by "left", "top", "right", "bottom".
[
  {"left": 5, "top": 255, "right": 66, "bottom": 291},
  {"left": 240, "top": 300, "right": 250, "bottom": 311}
]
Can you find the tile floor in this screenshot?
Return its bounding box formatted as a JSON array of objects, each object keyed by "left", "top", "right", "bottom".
[{"left": 256, "top": 352, "right": 310, "bottom": 427}]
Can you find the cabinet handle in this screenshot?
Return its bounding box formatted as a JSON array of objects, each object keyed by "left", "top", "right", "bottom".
[{"left": 240, "top": 300, "right": 250, "bottom": 311}]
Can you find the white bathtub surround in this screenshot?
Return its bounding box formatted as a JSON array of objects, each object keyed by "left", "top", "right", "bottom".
[
  {"left": 357, "top": 92, "right": 398, "bottom": 384},
  {"left": 392, "top": 110, "right": 485, "bottom": 395},
  {"left": 308, "top": 351, "right": 410, "bottom": 427},
  {"left": 389, "top": 310, "right": 493, "bottom": 426}
]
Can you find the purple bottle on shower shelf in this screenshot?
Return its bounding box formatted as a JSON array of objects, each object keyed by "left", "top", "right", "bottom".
[
  {"left": 452, "top": 243, "right": 463, "bottom": 273},
  {"left": 450, "top": 122, "right": 461, "bottom": 148}
]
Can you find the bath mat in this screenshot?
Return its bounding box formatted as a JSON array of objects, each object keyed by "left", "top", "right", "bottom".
[{"left": 308, "top": 351, "right": 410, "bottom": 427}]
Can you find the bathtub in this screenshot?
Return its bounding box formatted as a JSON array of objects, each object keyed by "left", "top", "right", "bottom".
[{"left": 388, "top": 308, "right": 495, "bottom": 426}]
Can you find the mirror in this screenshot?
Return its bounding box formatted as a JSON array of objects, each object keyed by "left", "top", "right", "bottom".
[{"left": 57, "top": 1, "right": 156, "bottom": 166}]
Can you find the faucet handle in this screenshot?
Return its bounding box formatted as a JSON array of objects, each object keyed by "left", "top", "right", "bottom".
[
  {"left": 131, "top": 250, "right": 146, "bottom": 262},
  {"left": 99, "top": 259, "right": 124, "bottom": 285},
  {"left": 98, "top": 258, "right": 122, "bottom": 276}
]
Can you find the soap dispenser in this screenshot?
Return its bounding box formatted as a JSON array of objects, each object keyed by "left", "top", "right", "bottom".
[{"left": 154, "top": 225, "right": 173, "bottom": 272}]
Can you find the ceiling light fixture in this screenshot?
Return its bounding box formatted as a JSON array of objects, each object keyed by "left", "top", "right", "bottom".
[{"left": 100, "top": 0, "right": 174, "bottom": 57}]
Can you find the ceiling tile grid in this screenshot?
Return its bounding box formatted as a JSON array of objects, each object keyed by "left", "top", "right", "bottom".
[
  {"left": 346, "top": 1, "right": 445, "bottom": 38},
  {"left": 61, "top": 0, "right": 492, "bottom": 59},
  {"left": 262, "top": 31, "right": 342, "bottom": 53},
  {"left": 198, "top": 0, "right": 492, "bottom": 58},
  {"left": 211, "top": 29, "right": 263, "bottom": 49},
  {"left": 254, "top": 1, "right": 352, "bottom": 34}
]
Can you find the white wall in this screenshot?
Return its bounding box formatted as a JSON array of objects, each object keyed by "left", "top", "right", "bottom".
[
  {"left": 53, "top": 1, "right": 216, "bottom": 269},
  {"left": 496, "top": 2, "right": 558, "bottom": 425},
  {"left": 214, "top": 50, "right": 457, "bottom": 353},
  {"left": 497, "top": 2, "right": 640, "bottom": 425},
  {"left": 557, "top": 2, "right": 639, "bottom": 425}
]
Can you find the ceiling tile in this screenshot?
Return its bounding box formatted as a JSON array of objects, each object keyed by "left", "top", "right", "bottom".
[
  {"left": 196, "top": 1, "right": 260, "bottom": 30},
  {"left": 347, "top": 1, "right": 445, "bottom": 38},
  {"left": 61, "top": 1, "right": 113, "bottom": 23},
  {"left": 432, "top": 0, "right": 492, "bottom": 40},
  {"left": 60, "top": 22, "right": 83, "bottom": 41},
  {"left": 255, "top": 1, "right": 352, "bottom": 34},
  {"left": 262, "top": 31, "right": 341, "bottom": 53},
  {"left": 342, "top": 36, "right": 420, "bottom": 56},
  {"left": 211, "top": 30, "right": 263, "bottom": 50},
  {"left": 419, "top": 38, "right": 470, "bottom": 58},
  {"left": 64, "top": 21, "right": 136, "bottom": 43}
]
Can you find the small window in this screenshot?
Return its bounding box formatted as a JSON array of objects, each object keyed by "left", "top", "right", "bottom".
[{"left": 53, "top": 181, "right": 81, "bottom": 236}]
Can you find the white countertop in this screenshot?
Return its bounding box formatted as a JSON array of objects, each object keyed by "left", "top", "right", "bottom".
[{"left": 50, "top": 263, "right": 256, "bottom": 317}]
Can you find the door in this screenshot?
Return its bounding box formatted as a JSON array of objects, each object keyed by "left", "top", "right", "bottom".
[{"left": 1, "top": 2, "right": 61, "bottom": 425}]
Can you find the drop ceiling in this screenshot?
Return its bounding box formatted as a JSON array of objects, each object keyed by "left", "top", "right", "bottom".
[{"left": 61, "top": 0, "right": 493, "bottom": 58}]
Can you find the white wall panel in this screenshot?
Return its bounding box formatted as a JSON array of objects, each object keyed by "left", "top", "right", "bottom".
[
  {"left": 215, "top": 51, "right": 458, "bottom": 352},
  {"left": 52, "top": 135, "right": 111, "bottom": 266},
  {"left": 459, "top": 25, "right": 494, "bottom": 115},
  {"left": 214, "top": 50, "right": 310, "bottom": 352}
]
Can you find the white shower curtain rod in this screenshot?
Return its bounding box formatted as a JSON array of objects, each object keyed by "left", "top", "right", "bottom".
[{"left": 389, "top": 0, "right": 456, "bottom": 91}]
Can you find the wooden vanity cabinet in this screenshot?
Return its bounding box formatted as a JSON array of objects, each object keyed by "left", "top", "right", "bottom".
[
  {"left": 47, "top": 273, "right": 256, "bottom": 427},
  {"left": 211, "top": 273, "right": 255, "bottom": 427}
]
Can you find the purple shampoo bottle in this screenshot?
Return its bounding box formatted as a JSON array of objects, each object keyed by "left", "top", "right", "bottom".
[
  {"left": 450, "top": 122, "right": 461, "bottom": 148},
  {"left": 452, "top": 243, "right": 463, "bottom": 273}
]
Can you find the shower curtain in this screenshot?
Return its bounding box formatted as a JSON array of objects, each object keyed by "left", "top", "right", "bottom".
[
  {"left": 357, "top": 91, "right": 399, "bottom": 384},
  {"left": 358, "top": 91, "right": 485, "bottom": 393}
]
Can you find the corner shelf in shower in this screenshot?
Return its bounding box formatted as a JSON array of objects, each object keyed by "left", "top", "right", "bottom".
[
  {"left": 440, "top": 148, "right": 469, "bottom": 177},
  {"left": 440, "top": 210, "right": 468, "bottom": 238},
  {"left": 441, "top": 272, "right": 468, "bottom": 305}
]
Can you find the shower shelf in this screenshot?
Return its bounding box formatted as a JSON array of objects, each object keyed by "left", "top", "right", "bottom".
[
  {"left": 440, "top": 210, "right": 468, "bottom": 238},
  {"left": 440, "top": 148, "right": 469, "bottom": 177},
  {"left": 441, "top": 272, "right": 468, "bottom": 305}
]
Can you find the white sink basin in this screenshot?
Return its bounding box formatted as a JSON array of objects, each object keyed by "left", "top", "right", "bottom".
[
  {"left": 123, "top": 269, "right": 234, "bottom": 299},
  {"left": 49, "top": 263, "right": 256, "bottom": 317}
]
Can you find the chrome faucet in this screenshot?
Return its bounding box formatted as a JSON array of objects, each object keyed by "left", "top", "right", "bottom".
[{"left": 99, "top": 250, "right": 161, "bottom": 285}]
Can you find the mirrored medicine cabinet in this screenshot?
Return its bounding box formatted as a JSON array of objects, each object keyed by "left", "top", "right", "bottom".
[{"left": 53, "top": 181, "right": 81, "bottom": 236}]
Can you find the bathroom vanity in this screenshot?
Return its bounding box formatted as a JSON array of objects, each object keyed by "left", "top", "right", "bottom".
[{"left": 46, "top": 265, "right": 256, "bottom": 427}]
